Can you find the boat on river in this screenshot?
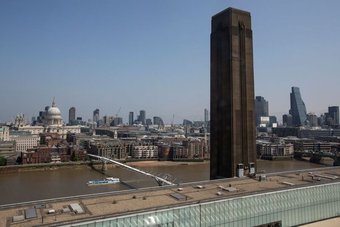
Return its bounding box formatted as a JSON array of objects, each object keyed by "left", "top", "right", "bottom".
[{"left": 87, "top": 177, "right": 120, "bottom": 186}]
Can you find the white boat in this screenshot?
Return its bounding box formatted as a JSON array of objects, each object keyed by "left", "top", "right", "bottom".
[{"left": 87, "top": 177, "right": 120, "bottom": 186}]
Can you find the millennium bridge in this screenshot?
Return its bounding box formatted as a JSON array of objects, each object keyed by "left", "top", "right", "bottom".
[{"left": 294, "top": 150, "right": 340, "bottom": 166}]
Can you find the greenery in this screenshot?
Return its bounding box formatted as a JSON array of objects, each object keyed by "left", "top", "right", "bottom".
[
  {"left": 16, "top": 156, "right": 22, "bottom": 164},
  {"left": 70, "top": 152, "right": 79, "bottom": 162},
  {"left": 0, "top": 156, "right": 7, "bottom": 166}
]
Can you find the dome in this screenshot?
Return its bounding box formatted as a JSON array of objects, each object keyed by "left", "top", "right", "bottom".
[
  {"left": 47, "top": 106, "right": 62, "bottom": 116},
  {"left": 45, "top": 99, "right": 63, "bottom": 126}
]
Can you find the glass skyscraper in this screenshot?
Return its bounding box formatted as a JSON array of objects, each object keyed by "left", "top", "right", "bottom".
[
  {"left": 255, "top": 96, "right": 269, "bottom": 126},
  {"left": 289, "top": 87, "right": 307, "bottom": 126},
  {"left": 328, "top": 106, "right": 339, "bottom": 126}
]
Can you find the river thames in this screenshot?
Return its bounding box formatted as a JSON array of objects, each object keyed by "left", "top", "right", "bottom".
[{"left": 0, "top": 159, "right": 332, "bottom": 205}]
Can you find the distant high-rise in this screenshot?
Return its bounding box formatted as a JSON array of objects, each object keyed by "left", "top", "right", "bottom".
[
  {"left": 103, "top": 115, "right": 114, "bottom": 126},
  {"left": 139, "top": 110, "right": 146, "bottom": 125},
  {"left": 69, "top": 107, "right": 76, "bottom": 124},
  {"left": 129, "top": 112, "right": 134, "bottom": 125},
  {"left": 289, "top": 87, "right": 307, "bottom": 126},
  {"left": 255, "top": 96, "right": 269, "bottom": 126},
  {"left": 183, "top": 119, "right": 193, "bottom": 127},
  {"left": 210, "top": 8, "right": 256, "bottom": 179},
  {"left": 328, "top": 106, "right": 339, "bottom": 126},
  {"left": 282, "top": 114, "right": 293, "bottom": 127},
  {"left": 93, "top": 109, "right": 100, "bottom": 124},
  {"left": 307, "top": 113, "right": 318, "bottom": 127},
  {"left": 112, "top": 117, "right": 123, "bottom": 126},
  {"left": 204, "top": 108, "right": 209, "bottom": 127},
  {"left": 146, "top": 119, "right": 152, "bottom": 126},
  {"left": 153, "top": 116, "right": 164, "bottom": 127},
  {"left": 269, "top": 116, "right": 277, "bottom": 126}
]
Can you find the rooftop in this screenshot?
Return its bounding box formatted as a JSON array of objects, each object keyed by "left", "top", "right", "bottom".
[{"left": 1, "top": 167, "right": 340, "bottom": 226}]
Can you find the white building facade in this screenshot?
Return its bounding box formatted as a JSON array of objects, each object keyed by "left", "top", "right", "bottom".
[
  {"left": 0, "top": 126, "right": 9, "bottom": 141},
  {"left": 132, "top": 145, "right": 158, "bottom": 159},
  {"left": 9, "top": 134, "right": 40, "bottom": 152}
]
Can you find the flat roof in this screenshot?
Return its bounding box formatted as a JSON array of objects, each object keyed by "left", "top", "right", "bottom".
[
  {"left": 24, "top": 208, "right": 37, "bottom": 219},
  {"left": 1, "top": 167, "right": 340, "bottom": 226}
]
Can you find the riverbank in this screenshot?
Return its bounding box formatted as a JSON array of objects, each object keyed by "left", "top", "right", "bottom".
[
  {"left": 127, "top": 160, "right": 208, "bottom": 167},
  {"left": 0, "top": 157, "right": 332, "bottom": 174},
  {"left": 0, "top": 161, "right": 92, "bottom": 174},
  {"left": 0, "top": 160, "right": 208, "bottom": 174}
]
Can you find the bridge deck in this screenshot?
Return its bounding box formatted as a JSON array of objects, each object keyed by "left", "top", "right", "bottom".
[{"left": 1, "top": 167, "right": 340, "bottom": 226}]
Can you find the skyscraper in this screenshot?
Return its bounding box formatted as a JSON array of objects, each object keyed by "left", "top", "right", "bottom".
[
  {"left": 289, "top": 87, "right": 307, "bottom": 126},
  {"left": 112, "top": 117, "right": 123, "bottom": 126},
  {"left": 93, "top": 109, "right": 100, "bottom": 124},
  {"left": 204, "top": 108, "right": 209, "bottom": 127},
  {"left": 153, "top": 116, "right": 164, "bottom": 127},
  {"left": 103, "top": 115, "right": 114, "bottom": 126},
  {"left": 307, "top": 113, "right": 318, "bottom": 127},
  {"left": 139, "top": 110, "right": 146, "bottom": 125},
  {"left": 129, "top": 112, "right": 134, "bottom": 125},
  {"left": 328, "top": 106, "right": 339, "bottom": 126},
  {"left": 255, "top": 96, "right": 269, "bottom": 126},
  {"left": 145, "top": 119, "right": 152, "bottom": 126},
  {"left": 210, "top": 8, "right": 256, "bottom": 179},
  {"left": 69, "top": 107, "right": 76, "bottom": 124},
  {"left": 282, "top": 114, "right": 293, "bottom": 127}
]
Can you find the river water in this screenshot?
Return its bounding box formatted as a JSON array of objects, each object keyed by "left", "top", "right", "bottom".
[{"left": 0, "top": 159, "right": 331, "bottom": 205}]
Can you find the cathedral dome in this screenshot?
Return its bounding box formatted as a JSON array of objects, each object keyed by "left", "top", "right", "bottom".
[
  {"left": 45, "top": 99, "right": 63, "bottom": 126},
  {"left": 47, "top": 107, "right": 62, "bottom": 118}
]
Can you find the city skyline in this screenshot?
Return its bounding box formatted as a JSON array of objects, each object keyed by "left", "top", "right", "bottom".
[{"left": 1, "top": 1, "right": 340, "bottom": 123}]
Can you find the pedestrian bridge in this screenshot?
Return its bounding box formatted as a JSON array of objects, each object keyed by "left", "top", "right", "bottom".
[{"left": 87, "top": 154, "right": 175, "bottom": 186}]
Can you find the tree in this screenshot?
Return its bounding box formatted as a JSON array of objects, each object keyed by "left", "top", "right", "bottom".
[
  {"left": 16, "top": 156, "right": 22, "bottom": 164},
  {"left": 0, "top": 156, "right": 7, "bottom": 166},
  {"left": 70, "top": 152, "right": 79, "bottom": 162}
]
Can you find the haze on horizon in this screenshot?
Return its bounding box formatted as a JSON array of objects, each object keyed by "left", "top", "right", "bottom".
[{"left": 1, "top": 0, "right": 340, "bottom": 124}]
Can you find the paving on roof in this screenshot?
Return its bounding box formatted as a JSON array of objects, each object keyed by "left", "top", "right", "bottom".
[{"left": 1, "top": 167, "right": 340, "bottom": 227}]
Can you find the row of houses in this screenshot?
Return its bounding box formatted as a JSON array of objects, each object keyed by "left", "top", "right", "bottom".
[
  {"left": 21, "top": 133, "right": 87, "bottom": 164},
  {"left": 86, "top": 137, "right": 209, "bottom": 161},
  {"left": 256, "top": 136, "right": 340, "bottom": 158}
]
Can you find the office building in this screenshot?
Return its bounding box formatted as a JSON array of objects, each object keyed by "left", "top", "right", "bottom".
[
  {"left": 93, "top": 109, "right": 100, "bottom": 124},
  {"left": 68, "top": 107, "right": 76, "bottom": 125},
  {"left": 289, "top": 87, "right": 307, "bottom": 126},
  {"left": 103, "top": 116, "right": 114, "bottom": 126},
  {"left": 307, "top": 113, "right": 318, "bottom": 127},
  {"left": 269, "top": 116, "right": 277, "bottom": 127},
  {"left": 153, "top": 116, "right": 165, "bottom": 127},
  {"left": 129, "top": 112, "right": 134, "bottom": 125},
  {"left": 0, "top": 141, "right": 16, "bottom": 159},
  {"left": 255, "top": 96, "right": 269, "bottom": 126},
  {"left": 139, "top": 110, "right": 146, "bottom": 125},
  {"left": 318, "top": 114, "right": 326, "bottom": 127},
  {"left": 210, "top": 8, "right": 256, "bottom": 179},
  {"left": 183, "top": 119, "right": 193, "bottom": 127},
  {"left": 282, "top": 114, "right": 293, "bottom": 127},
  {"left": 204, "top": 108, "right": 209, "bottom": 126},
  {"left": 0, "top": 126, "right": 9, "bottom": 141},
  {"left": 328, "top": 106, "right": 339, "bottom": 126},
  {"left": 9, "top": 132, "right": 40, "bottom": 152},
  {"left": 145, "top": 119, "right": 152, "bottom": 126},
  {"left": 112, "top": 117, "right": 123, "bottom": 126}
]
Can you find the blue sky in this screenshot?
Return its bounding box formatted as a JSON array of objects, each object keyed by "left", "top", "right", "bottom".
[{"left": 1, "top": 0, "right": 340, "bottom": 123}]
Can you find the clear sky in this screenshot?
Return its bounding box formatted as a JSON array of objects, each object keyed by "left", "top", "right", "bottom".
[{"left": 1, "top": 0, "right": 340, "bottom": 124}]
